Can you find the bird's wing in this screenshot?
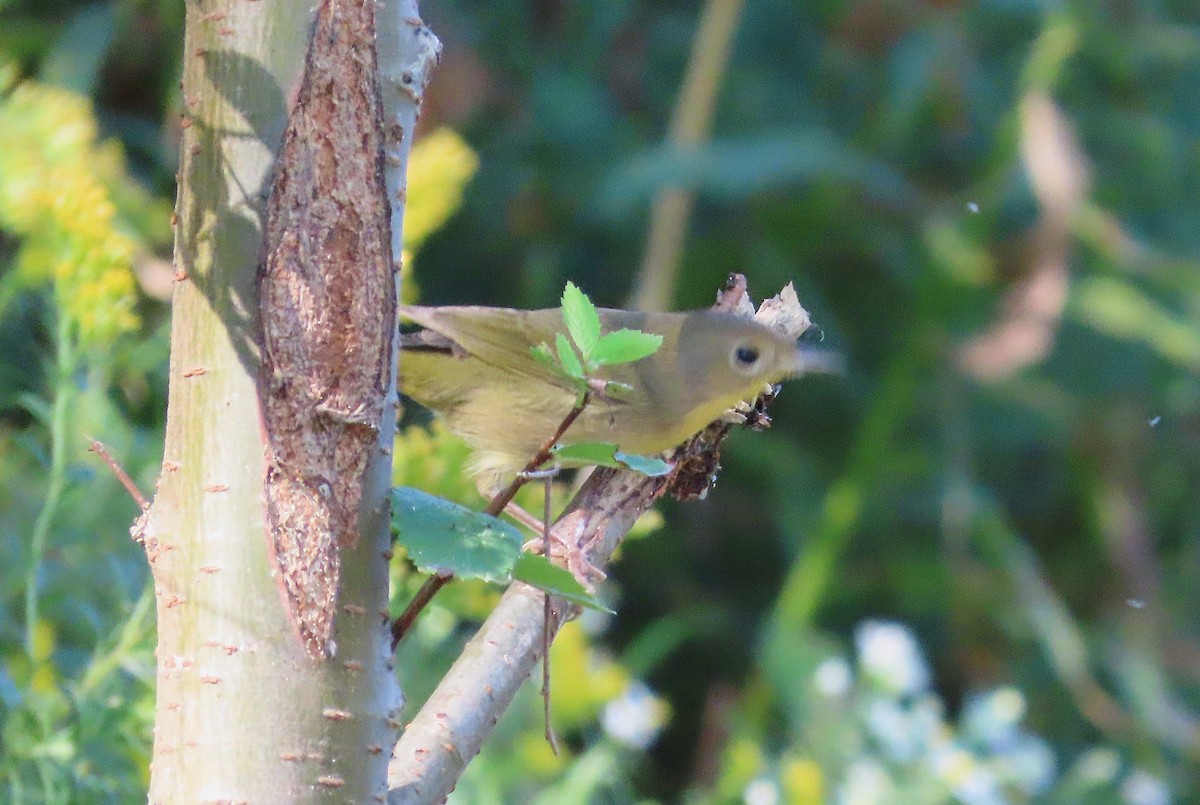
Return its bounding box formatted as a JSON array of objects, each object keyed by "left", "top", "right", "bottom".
[
  {"left": 399, "top": 305, "right": 571, "bottom": 384},
  {"left": 399, "top": 304, "right": 678, "bottom": 412}
]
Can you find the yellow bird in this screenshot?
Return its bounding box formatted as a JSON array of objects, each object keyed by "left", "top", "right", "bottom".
[{"left": 399, "top": 304, "right": 820, "bottom": 490}]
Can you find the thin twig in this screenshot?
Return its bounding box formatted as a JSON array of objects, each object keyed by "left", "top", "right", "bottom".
[
  {"left": 390, "top": 570, "right": 452, "bottom": 648},
  {"left": 483, "top": 393, "right": 590, "bottom": 519},
  {"left": 541, "top": 473, "right": 559, "bottom": 754},
  {"left": 88, "top": 438, "right": 149, "bottom": 510}
]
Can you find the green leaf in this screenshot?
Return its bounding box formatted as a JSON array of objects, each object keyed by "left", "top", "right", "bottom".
[
  {"left": 552, "top": 441, "right": 624, "bottom": 467},
  {"left": 613, "top": 451, "right": 674, "bottom": 476},
  {"left": 599, "top": 380, "right": 634, "bottom": 399},
  {"left": 512, "top": 554, "right": 614, "bottom": 613},
  {"left": 42, "top": 4, "right": 116, "bottom": 96},
  {"left": 591, "top": 329, "right": 663, "bottom": 367},
  {"left": 390, "top": 487, "right": 523, "bottom": 582},
  {"left": 552, "top": 442, "right": 674, "bottom": 476},
  {"left": 555, "top": 332, "right": 585, "bottom": 379},
  {"left": 530, "top": 342, "right": 557, "bottom": 369},
  {"left": 560, "top": 281, "right": 601, "bottom": 360},
  {"left": 597, "top": 133, "right": 915, "bottom": 215}
]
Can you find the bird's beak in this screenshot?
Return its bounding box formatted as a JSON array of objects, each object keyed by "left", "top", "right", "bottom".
[{"left": 793, "top": 345, "right": 844, "bottom": 376}]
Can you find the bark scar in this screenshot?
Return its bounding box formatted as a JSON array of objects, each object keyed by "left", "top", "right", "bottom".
[{"left": 258, "top": 0, "right": 394, "bottom": 658}]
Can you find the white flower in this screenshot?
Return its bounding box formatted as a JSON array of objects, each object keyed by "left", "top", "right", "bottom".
[
  {"left": 864, "top": 696, "right": 942, "bottom": 762},
  {"left": 743, "top": 778, "right": 780, "bottom": 805},
  {"left": 1073, "top": 748, "right": 1121, "bottom": 786},
  {"left": 998, "top": 734, "right": 1057, "bottom": 795},
  {"left": 1122, "top": 769, "right": 1171, "bottom": 805},
  {"left": 962, "top": 687, "right": 1026, "bottom": 749},
  {"left": 855, "top": 620, "right": 930, "bottom": 696},
  {"left": 813, "top": 656, "right": 853, "bottom": 697},
  {"left": 602, "top": 681, "right": 667, "bottom": 750},
  {"left": 865, "top": 697, "right": 910, "bottom": 759},
  {"left": 837, "top": 759, "right": 894, "bottom": 805},
  {"left": 954, "top": 766, "right": 1004, "bottom": 805},
  {"left": 930, "top": 744, "right": 1003, "bottom": 805}
]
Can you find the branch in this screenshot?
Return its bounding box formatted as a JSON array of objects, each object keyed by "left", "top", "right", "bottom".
[
  {"left": 387, "top": 466, "right": 667, "bottom": 805},
  {"left": 88, "top": 438, "right": 148, "bottom": 511}
]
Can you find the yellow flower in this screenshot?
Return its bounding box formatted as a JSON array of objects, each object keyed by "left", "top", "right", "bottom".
[
  {"left": 403, "top": 127, "right": 479, "bottom": 254},
  {"left": 718, "top": 738, "right": 766, "bottom": 799},
  {"left": 548, "top": 622, "right": 630, "bottom": 730},
  {"left": 781, "top": 756, "right": 824, "bottom": 805},
  {"left": 26, "top": 620, "right": 60, "bottom": 694},
  {"left": 0, "top": 75, "right": 159, "bottom": 345}
]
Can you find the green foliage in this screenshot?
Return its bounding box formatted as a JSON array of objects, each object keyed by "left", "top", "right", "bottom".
[
  {"left": 557, "top": 280, "right": 664, "bottom": 375},
  {"left": 588, "top": 328, "right": 664, "bottom": 367},
  {"left": 539, "top": 282, "right": 670, "bottom": 471},
  {"left": 391, "top": 486, "right": 524, "bottom": 583},
  {"left": 390, "top": 486, "right": 611, "bottom": 612},
  {"left": 560, "top": 280, "right": 601, "bottom": 358},
  {"left": 511, "top": 554, "right": 614, "bottom": 614},
  {"left": 550, "top": 441, "right": 673, "bottom": 476},
  {"left": 535, "top": 280, "right": 664, "bottom": 404},
  {"left": 553, "top": 330, "right": 584, "bottom": 380}
]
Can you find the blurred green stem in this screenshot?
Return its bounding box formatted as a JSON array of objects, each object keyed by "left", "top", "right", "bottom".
[
  {"left": 80, "top": 583, "right": 155, "bottom": 693},
  {"left": 773, "top": 336, "right": 922, "bottom": 630},
  {"left": 972, "top": 504, "right": 1131, "bottom": 736},
  {"left": 24, "top": 313, "right": 76, "bottom": 657},
  {"left": 631, "top": 0, "right": 745, "bottom": 312}
]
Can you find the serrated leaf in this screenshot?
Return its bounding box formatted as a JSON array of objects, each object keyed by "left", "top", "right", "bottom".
[
  {"left": 390, "top": 487, "right": 523, "bottom": 582},
  {"left": 551, "top": 441, "right": 625, "bottom": 468},
  {"left": 561, "top": 281, "right": 601, "bottom": 360},
  {"left": 555, "top": 332, "right": 585, "bottom": 379},
  {"left": 513, "top": 554, "right": 614, "bottom": 613},
  {"left": 591, "top": 329, "right": 663, "bottom": 367},
  {"left": 530, "top": 342, "right": 556, "bottom": 369},
  {"left": 552, "top": 442, "right": 674, "bottom": 477}
]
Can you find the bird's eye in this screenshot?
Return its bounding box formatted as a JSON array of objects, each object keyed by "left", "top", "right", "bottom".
[{"left": 732, "top": 344, "right": 761, "bottom": 371}]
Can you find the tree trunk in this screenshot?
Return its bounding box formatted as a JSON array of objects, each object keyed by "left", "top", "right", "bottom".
[{"left": 146, "top": 1, "right": 433, "bottom": 800}]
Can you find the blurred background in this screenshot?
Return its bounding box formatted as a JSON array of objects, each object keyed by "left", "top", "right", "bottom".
[{"left": 2, "top": 0, "right": 1198, "bottom": 802}]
